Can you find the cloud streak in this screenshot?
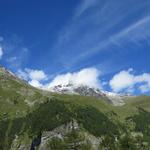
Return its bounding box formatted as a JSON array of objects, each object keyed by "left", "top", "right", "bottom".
[
  {"left": 74, "top": 0, "right": 98, "bottom": 18},
  {"left": 1, "top": 35, "right": 29, "bottom": 70},
  {"left": 0, "top": 47, "right": 3, "bottom": 59},
  {"left": 52, "top": 0, "right": 150, "bottom": 71}
]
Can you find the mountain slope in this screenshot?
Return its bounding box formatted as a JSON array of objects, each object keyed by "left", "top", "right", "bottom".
[
  {"left": 0, "top": 66, "right": 52, "bottom": 117},
  {"left": 48, "top": 84, "right": 126, "bottom": 106},
  {"left": 0, "top": 66, "right": 150, "bottom": 150}
]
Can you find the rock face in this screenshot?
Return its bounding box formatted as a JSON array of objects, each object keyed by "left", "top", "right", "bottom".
[
  {"left": 11, "top": 120, "right": 101, "bottom": 150},
  {"left": 39, "top": 120, "right": 80, "bottom": 150},
  {"left": 49, "top": 84, "right": 126, "bottom": 106}
]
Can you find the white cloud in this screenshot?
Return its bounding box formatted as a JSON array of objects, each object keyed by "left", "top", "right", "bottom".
[
  {"left": 17, "top": 68, "right": 48, "bottom": 88},
  {"left": 136, "top": 73, "right": 150, "bottom": 93},
  {"left": 17, "top": 67, "right": 150, "bottom": 94},
  {"left": 29, "top": 80, "right": 44, "bottom": 88},
  {"left": 47, "top": 68, "right": 101, "bottom": 89},
  {"left": 17, "top": 67, "right": 101, "bottom": 89},
  {"left": 0, "top": 47, "right": 3, "bottom": 59},
  {"left": 109, "top": 69, "right": 135, "bottom": 92},
  {"left": 109, "top": 69, "right": 150, "bottom": 93},
  {"left": 25, "top": 69, "right": 47, "bottom": 81}
]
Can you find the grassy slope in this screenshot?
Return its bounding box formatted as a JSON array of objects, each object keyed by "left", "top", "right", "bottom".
[
  {"left": 0, "top": 68, "right": 150, "bottom": 149},
  {"left": 114, "top": 96, "right": 150, "bottom": 120},
  {"left": 53, "top": 94, "right": 150, "bottom": 120},
  {"left": 0, "top": 66, "right": 150, "bottom": 120}
]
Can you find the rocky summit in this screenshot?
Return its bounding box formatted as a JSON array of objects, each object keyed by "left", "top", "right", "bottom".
[{"left": 48, "top": 84, "right": 127, "bottom": 106}]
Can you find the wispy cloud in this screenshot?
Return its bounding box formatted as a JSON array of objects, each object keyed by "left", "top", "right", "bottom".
[
  {"left": 74, "top": 0, "right": 98, "bottom": 18},
  {"left": 5, "top": 48, "right": 29, "bottom": 69},
  {"left": 6, "top": 56, "right": 17, "bottom": 63},
  {"left": 75, "top": 15, "right": 150, "bottom": 63},
  {"left": 112, "top": 15, "right": 150, "bottom": 44},
  {"left": 2, "top": 35, "right": 29, "bottom": 70},
  {"left": 52, "top": 0, "right": 150, "bottom": 71},
  {"left": 0, "top": 37, "right": 4, "bottom": 59},
  {"left": 0, "top": 36, "right": 3, "bottom": 42},
  {"left": 0, "top": 47, "right": 3, "bottom": 59}
]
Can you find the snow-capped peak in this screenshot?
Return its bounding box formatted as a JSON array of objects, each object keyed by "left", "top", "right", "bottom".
[{"left": 48, "top": 84, "right": 126, "bottom": 106}]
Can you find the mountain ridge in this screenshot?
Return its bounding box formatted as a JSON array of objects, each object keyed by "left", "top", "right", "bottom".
[
  {"left": 0, "top": 65, "right": 150, "bottom": 150},
  {"left": 0, "top": 66, "right": 128, "bottom": 106},
  {"left": 48, "top": 83, "right": 128, "bottom": 106}
]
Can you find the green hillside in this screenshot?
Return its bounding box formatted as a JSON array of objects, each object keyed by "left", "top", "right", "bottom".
[{"left": 0, "top": 67, "right": 150, "bottom": 150}]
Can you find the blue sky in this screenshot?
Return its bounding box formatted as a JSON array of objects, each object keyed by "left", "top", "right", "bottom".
[{"left": 0, "top": 0, "right": 150, "bottom": 94}]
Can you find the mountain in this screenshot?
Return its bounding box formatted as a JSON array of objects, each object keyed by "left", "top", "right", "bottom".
[
  {"left": 48, "top": 84, "right": 127, "bottom": 106},
  {"left": 0, "top": 66, "right": 150, "bottom": 150}
]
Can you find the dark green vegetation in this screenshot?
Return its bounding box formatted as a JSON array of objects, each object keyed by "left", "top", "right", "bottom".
[
  {"left": 46, "top": 129, "right": 92, "bottom": 150},
  {"left": 0, "top": 67, "right": 150, "bottom": 149}
]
